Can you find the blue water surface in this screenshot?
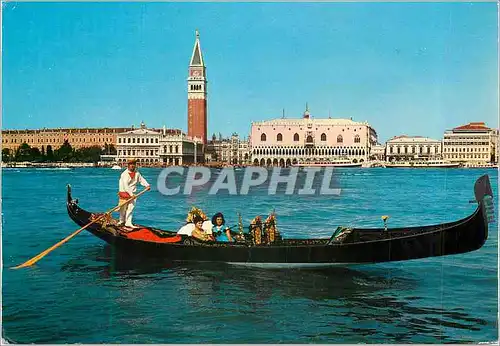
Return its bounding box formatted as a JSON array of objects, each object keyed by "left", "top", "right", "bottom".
[{"left": 2, "top": 167, "right": 498, "bottom": 343}]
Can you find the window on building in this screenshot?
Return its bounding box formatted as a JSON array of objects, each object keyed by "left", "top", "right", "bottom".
[
  {"left": 321, "top": 133, "right": 327, "bottom": 141},
  {"left": 337, "top": 135, "right": 343, "bottom": 143},
  {"left": 261, "top": 133, "right": 267, "bottom": 142},
  {"left": 170, "top": 145, "right": 173, "bottom": 153},
  {"left": 277, "top": 133, "right": 283, "bottom": 142},
  {"left": 293, "top": 133, "right": 299, "bottom": 141},
  {"left": 175, "top": 146, "right": 179, "bottom": 153},
  {"left": 128, "top": 138, "right": 131, "bottom": 144},
  {"left": 156, "top": 138, "right": 158, "bottom": 143},
  {"left": 354, "top": 135, "right": 360, "bottom": 143}
]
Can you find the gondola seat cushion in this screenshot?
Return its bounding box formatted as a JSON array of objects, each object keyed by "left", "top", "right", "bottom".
[{"left": 125, "top": 228, "right": 182, "bottom": 243}]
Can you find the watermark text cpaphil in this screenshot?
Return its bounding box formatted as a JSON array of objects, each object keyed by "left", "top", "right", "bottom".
[{"left": 156, "top": 167, "right": 342, "bottom": 196}]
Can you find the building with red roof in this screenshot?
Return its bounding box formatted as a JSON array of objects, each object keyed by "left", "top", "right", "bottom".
[{"left": 443, "top": 122, "right": 498, "bottom": 165}]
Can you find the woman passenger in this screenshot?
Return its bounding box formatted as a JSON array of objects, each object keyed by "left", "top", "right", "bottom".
[
  {"left": 211, "top": 212, "right": 233, "bottom": 242},
  {"left": 191, "top": 215, "right": 215, "bottom": 242}
]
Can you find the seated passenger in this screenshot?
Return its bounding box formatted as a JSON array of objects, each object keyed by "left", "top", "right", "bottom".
[
  {"left": 211, "top": 212, "right": 233, "bottom": 242},
  {"left": 191, "top": 215, "right": 215, "bottom": 242},
  {"left": 181, "top": 206, "right": 213, "bottom": 235}
]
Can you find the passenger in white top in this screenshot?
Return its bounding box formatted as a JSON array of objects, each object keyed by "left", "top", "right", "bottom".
[{"left": 118, "top": 158, "right": 150, "bottom": 228}]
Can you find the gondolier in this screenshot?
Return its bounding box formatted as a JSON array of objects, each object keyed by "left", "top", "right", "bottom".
[{"left": 118, "top": 158, "right": 150, "bottom": 228}]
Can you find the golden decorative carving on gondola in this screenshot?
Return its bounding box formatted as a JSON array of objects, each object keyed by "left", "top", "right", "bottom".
[
  {"left": 250, "top": 215, "right": 263, "bottom": 245},
  {"left": 185, "top": 206, "right": 208, "bottom": 223},
  {"left": 263, "top": 212, "right": 281, "bottom": 244}
]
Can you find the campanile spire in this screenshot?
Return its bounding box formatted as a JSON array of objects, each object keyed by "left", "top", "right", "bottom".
[{"left": 187, "top": 29, "right": 207, "bottom": 144}]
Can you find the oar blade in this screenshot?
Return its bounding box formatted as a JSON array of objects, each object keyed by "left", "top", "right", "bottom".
[{"left": 10, "top": 187, "right": 149, "bottom": 269}]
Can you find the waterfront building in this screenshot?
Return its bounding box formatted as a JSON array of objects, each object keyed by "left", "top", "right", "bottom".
[
  {"left": 442, "top": 122, "right": 498, "bottom": 165},
  {"left": 250, "top": 106, "right": 378, "bottom": 166},
  {"left": 370, "top": 144, "right": 386, "bottom": 161},
  {"left": 1, "top": 127, "right": 131, "bottom": 153},
  {"left": 159, "top": 130, "right": 204, "bottom": 166},
  {"left": 206, "top": 133, "right": 251, "bottom": 165},
  {"left": 116, "top": 122, "right": 162, "bottom": 165},
  {"left": 115, "top": 122, "right": 204, "bottom": 166},
  {"left": 385, "top": 135, "right": 442, "bottom": 162},
  {"left": 187, "top": 30, "right": 208, "bottom": 145}
]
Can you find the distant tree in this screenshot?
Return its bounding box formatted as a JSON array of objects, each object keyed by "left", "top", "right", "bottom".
[
  {"left": 14, "top": 143, "right": 32, "bottom": 162},
  {"left": 101, "top": 143, "right": 117, "bottom": 156},
  {"left": 2, "top": 148, "right": 11, "bottom": 163},
  {"left": 75, "top": 145, "right": 102, "bottom": 163},
  {"left": 108, "top": 144, "right": 117, "bottom": 155},
  {"left": 46, "top": 145, "right": 54, "bottom": 162},
  {"left": 55, "top": 140, "right": 73, "bottom": 162},
  {"left": 40, "top": 146, "right": 46, "bottom": 162},
  {"left": 30, "top": 147, "right": 42, "bottom": 162}
]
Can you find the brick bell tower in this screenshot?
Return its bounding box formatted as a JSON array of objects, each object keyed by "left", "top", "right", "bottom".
[{"left": 187, "top": 29, "right": 207, "bottom": 144}]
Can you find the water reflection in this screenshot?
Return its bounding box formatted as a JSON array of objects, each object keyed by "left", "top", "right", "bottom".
[{"left": 59, "top": 245, "right": 492, "bottom": 343}]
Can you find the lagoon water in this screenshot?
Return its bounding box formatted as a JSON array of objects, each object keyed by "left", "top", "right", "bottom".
[{"left": 2, "top": 167, "right": 498, "bottom": 343}]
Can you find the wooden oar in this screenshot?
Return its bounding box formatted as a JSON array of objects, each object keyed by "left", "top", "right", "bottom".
[{"left": 11, "top": 188, "right": 150, "bottom": 269}]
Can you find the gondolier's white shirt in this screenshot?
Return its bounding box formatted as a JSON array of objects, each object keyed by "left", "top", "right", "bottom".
[{"left": 119, "top": 169, "right": 150, "bottom": 196}]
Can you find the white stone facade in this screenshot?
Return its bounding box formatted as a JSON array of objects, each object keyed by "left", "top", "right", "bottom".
[
  {"left": 250, "top": 108, "right": 377, "bottom": 166},
  {"left": 386, "top": 136, "right": 442, "bottom": 162},
  {"left": 159, "top": 129, "right": 204, "bottom": 165},
  {"left": 206, "top": 133, "right": 251, "bottom": 165},
  {"left": 116, "top": 123, "right": 161, "bottom": 165},
  {"left": 442, "top": 122, "right": 497, "bottom": 164}
]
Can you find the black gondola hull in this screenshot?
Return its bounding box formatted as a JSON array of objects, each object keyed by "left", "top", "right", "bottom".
[{"left": 66, "top": 175, "right": 492, "bottom": 266}]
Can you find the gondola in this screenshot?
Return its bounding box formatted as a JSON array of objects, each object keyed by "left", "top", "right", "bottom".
[{"left": 66, "top": 175, "right": 495, "bottom": 268}]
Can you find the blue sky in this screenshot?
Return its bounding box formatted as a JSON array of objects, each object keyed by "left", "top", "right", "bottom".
[{"left": 2, "top": 2, "right": 498, "bottom": 143}]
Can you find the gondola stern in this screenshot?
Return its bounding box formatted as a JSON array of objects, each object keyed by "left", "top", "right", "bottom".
[
  {"left": 67, "top": 184, "right": 72, "bottom": 203},
  {"left": 66, "top": 184, "right": 79, "bottom": 207},
  {"left": 474, "top": 174, "right": 494, "bottom": 203},
  {"left": 472, "top": 175, "right": 495, "bottom": 250},
  {"left": 66, "top": 184, "right": 91, "bottom": 228}
]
